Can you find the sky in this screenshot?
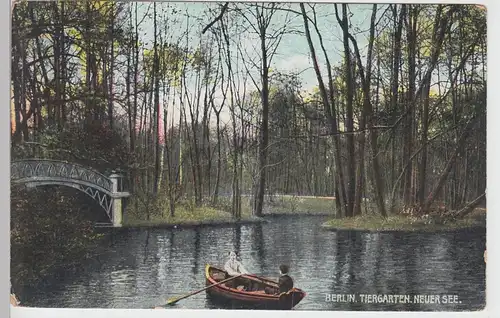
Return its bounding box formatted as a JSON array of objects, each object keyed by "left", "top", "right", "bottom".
[
  {"left": 112, "top": 2, "right": 485, "bottom": 133},
  {"left": 122, "top": 2, "right": 379, "bottom": 129},
  {"left": 133, "top": 2, "right": 377, "bottom": 88}
]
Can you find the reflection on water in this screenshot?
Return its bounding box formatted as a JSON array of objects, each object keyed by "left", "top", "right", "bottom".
[{"left": 23, "top": 216, "right": 485, "bottom": 311}]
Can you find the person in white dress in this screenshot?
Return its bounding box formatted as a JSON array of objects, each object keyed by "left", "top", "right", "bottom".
[{"left": 224, "top": 251, "right": 249, "bottom": 276}]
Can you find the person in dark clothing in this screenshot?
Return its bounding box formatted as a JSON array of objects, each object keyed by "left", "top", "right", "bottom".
[
  {"left": 278, "top": 264, "right": 294, "bottom": 293},
  {"left": 265, "top": 264, "right": 294, "bottom": 294}
]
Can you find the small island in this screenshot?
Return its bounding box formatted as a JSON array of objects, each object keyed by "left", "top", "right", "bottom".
[{"left": 321, "top": 207, "right": 486, "bottom": 233}]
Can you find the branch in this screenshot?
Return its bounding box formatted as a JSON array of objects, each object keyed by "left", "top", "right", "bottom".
[
  {"left": 19, "top": 142, "right": 158, "bottom": 171},
  {"left": 378, "top": 29, "right": 484, "bottom": 154},
  {"left": 452, "top": 193, "right": 486, "bottom": 219},
  {"left": 202, "top": 3, "right": 229, "bottom": 34},
  {"left": 20, "top": 142, "right": 112, "bottom": 165},
  {"left": 388, "top": 8, "right": 479, "bottom": 134},
  {"left": 388, "top": 120, "right": 466, "bottom": 211},
  {"left": 288, "top": 125, "right": 393, "bottom": 140},
  {"left": 236, "top": 43, "right": 261, "bottom": 95}
]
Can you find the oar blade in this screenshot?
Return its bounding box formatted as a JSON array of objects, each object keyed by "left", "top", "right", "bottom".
[
  {"left": 166, "top": 297, "right": 180, "bottom": 306},
  {"left": 161, "top": 273, "right": 244, "bottom": 307}
]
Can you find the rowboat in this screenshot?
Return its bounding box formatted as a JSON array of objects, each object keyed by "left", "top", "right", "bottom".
[{"left": 204, "top": 264, "right": 306, "bottom": 310}]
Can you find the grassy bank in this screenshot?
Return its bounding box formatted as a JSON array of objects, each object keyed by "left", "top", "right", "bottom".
[
  {"left": 123, "top": 194, "right": 334, "bottom": 228},
  {"left": 263, "top": 195, "right": 335, "bottom": 215},
  {"left": 124, "top": 200, "right": 262, "bottom": 228},
  {"left": 232, "top": 195, "right": 336, "bottom": 216},
  {"left": 321, "top": 208, "right": 486, "bottom": 232}
]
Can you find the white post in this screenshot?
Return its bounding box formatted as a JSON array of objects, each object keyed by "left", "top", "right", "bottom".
[{"left": 109, "top": 173, "right": 122, "bottom": 227}]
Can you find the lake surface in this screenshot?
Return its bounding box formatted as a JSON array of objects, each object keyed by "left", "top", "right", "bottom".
[{"left": 23, "top": 215, "right": 486, "bottom": 311}]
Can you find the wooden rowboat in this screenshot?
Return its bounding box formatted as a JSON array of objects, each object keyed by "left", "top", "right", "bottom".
[{"left": 205, "top": 264, "right": 306, "bottom": 310}]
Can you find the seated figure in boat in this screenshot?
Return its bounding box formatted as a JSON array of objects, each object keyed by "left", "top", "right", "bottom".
[
  {"left": 224, "top": 251, "right": 250, "bottom": 290},
  {"left": 224, "top": 251, "right": 249, "bottom": 276},
  {"left": 265, "top": 264, "right": 294, "bottom": 295},
  {"left": 278, "top": 265, "right": 294, "bottom": 293}
]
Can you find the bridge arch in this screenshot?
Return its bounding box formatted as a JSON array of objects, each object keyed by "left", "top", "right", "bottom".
[{"left": 11, "top": 159, "right": 130, "bottom": 227}]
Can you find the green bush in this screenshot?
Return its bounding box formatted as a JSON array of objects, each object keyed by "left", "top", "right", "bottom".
[{"left": 10, "top": 186, "right": 105, "bottom": 297}]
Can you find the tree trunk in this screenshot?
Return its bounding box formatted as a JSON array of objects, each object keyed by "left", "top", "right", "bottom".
[
  {"left": 347, "top": 4, "right": 387, "bottom": 217},
  {"left": 422, "top": 117, "right": 477, "bottom": 213},
  {"left": 339, "top": 4, "right": 356, "bottom": 218},
  {"left": 153, "top": 2, "right": 161, "bottom": 194},
  {"left": 390, "top": 4, "right": 405, "bottom": 187},
  {"left": 403, "top": 5, "right": 417, "bottom": 206},
  {"left": 353, "top": 4, "right": 376, "bottom": 216},
  {"left": 301, "top": 3, "right": 347, "bottom": 216},
  {"left": 453, "top": 193, "right": 485, "bottom": 219},
  {"left": 108, "top": 2, "right": 115, "bottom": 129},
  {"left": 253, "top": 18, "right": 271, "bottom": 217},
  {"left": 52, "top": 2, "right": 62, "bottom": 129},
  {"left": 213, "top": 114, "right": 222, "bottom": 204},
  {"left": 417, "top": 81, "right": 430, "bottom": 205}
]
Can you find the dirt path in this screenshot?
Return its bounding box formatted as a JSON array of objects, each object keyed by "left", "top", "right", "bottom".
[{"left": 273, "top": 195, "right": 336, "bottom": 200}]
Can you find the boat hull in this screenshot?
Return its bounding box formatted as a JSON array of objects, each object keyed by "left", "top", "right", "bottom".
[{"left": 205, "top": 264, "right": 305, "bottom": 310}]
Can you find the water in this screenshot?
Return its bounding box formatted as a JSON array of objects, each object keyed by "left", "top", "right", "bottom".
[{"left": 23, "top": 215, "right": 486, "bottom": 311}]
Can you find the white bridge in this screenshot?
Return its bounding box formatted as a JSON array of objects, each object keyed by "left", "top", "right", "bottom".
[{"left": 11, "top": 159, "right": 130, "bottom": 227}]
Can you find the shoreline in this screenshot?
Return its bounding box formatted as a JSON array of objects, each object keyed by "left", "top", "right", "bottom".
[
  {"left": 121, "top": 216, "right": 266, "bottom": 230},
  {"left": 263, "top": 211, "right": 332, "bottom": 217},
  {"left": 321, "top": 211, "right": 486, "bottom": 233},
  {"left": 118, "top": 196, "right": 486, "bottom": 232},
  {"left": 120, "top": 195, "right": 336, "bottom": 230},
  {"left": 321, "top": 223, "right": 486, "bottom": 234},
  {"left": 120, "top": 211, "right": 331, "bottom": 230}
]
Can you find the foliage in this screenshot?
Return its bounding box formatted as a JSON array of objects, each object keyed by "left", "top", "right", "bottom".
[
  {"left": 12, "top": 122, "right": 134, "bottom": 173},
  {"left": 10, "top": 185, "right": 106, "bottom": 296},
  {"left": 321, "top": 210, "right": 484, "bottom": 232},
  {"left": 10, "top": 123, "right": 133, "bottom": 294}
]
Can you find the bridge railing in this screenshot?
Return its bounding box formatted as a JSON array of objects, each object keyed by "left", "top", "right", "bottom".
[{"left": 11, "top": 159, "right": 113, "bottom": 192}]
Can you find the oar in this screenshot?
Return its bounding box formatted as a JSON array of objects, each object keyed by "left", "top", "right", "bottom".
[
  {"left": 245, "top": 274, "right": 278, "bottom": 287},
  {"left": 164, "top": 273, "right": 244, "bottom": 306}
]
